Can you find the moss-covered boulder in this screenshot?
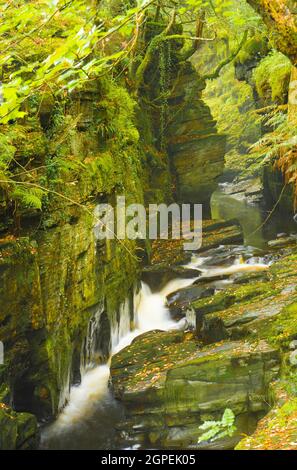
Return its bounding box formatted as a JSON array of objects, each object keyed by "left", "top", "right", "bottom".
[
  {"left": 111, "top": 331, "right": 280, "bottom": 448},
  {"left": 236, "top": 398, "right": 297, "bottom": 450},
  {"left": 0, "top": 403, "right": 38, "bottom": 450}
]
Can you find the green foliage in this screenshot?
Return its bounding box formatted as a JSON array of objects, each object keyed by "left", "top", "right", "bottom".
[
  {"left": 253, "top": 51, "right": 292, "bottom": 103},
  {"left": 249, "top": 108, "right": 297, "bottom": 206},
  {"left": 0, "top": 0, "right": 152, "bottom": 124},
  {"left": 236, "top": 34, "right": 268, "bottom": 64},
  {"left": 11, "top": 185, "right": 44, "bottom": 210},
  {"left": 198, "top": 408, "right": 236, "bottom": 443},
  {"left": 204, "top": 64, "right": 261, "bottom": 154},
  {"left": 97, "top": 83, "right": 139, "bottom": 144},
  {"left": 0, "top": 0, "right": 283, "bottom": 220},
  {"left": 249, "top": 110, "right": 293, "bottom": 163}
]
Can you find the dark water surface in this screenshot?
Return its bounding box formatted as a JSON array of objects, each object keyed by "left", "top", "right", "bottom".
[{"left": 211, "top": 188, "right": 296, "bottom": 248}]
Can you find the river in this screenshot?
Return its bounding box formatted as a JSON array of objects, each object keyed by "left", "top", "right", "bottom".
[{"left": 41, "top": 187, "right": 296, "bottom": 449}]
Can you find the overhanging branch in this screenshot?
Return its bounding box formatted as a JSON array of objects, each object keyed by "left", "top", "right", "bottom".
[{"left": 203, "top": 30, "right": 248, "bottom": 81}]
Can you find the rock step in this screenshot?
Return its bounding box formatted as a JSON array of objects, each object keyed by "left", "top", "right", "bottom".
[{"left": 111, "top": 332, "right": 280, "bottom": 448}]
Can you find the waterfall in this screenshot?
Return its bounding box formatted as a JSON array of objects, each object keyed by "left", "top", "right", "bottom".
[
  {"left": 111, "top": 298, "right": 132, "bottom": 353},
  {"left": 53, "top": 365, "right": 111, "bottom": 427},
  {"left": 198, "top": 262, "right": 268, "bottom": 278},
  {"left": 44, "top": 276, "right": 196, "bottom": 438},
  {"left": 188, "top": 253, "right": 269, "bottom": 279},
  {"left": 57, "top": 361, "right": 72, "bottom": 412},
  {"left": 80, "top": 304, "right": 104, "bottom": 376},
  {"left": 43, "top": 248, "right": 271, "bottom": 442},
  {"left": 135, "top": 279, "right": 197, "bottom": 332}
]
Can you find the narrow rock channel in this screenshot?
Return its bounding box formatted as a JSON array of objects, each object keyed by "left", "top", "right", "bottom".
[{"left": 41, "top": 210, "right": 297, "bottom": 450}]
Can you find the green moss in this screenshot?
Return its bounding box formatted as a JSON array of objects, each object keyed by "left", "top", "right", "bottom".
[
  {"left": 192, "top": 281, "right": 275, "bottom": 316},
  {"left": 236, "top": 398, "right": 297, "bottom": 450},
  {"left": 253, "top": 51, "right": 292, "bottom": 103},
  {"left": 236, "top": 35, "right": 268, "bottom": 64},
  {"left": 0, "top": 404, "right": 38, "bottom": 450},
  {"left": 204, "top": 64, "right": 260, "bottom": 158},
  {"left": 259, "top": 301, "right": 297, "bottom": 347}
]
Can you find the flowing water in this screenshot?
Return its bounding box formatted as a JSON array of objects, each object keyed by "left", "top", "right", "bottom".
[
  {"left": 211, "top": 187, "right": 296, "bottom": 248},
  {"left": 41, "top": 277, "right": 197, "bottom": 449},
  {"left": 42, "top": 184, "right": 292, "bottom": 449},
  {"left": 41, "top": 247, "right": 270, "bottom": 450}
]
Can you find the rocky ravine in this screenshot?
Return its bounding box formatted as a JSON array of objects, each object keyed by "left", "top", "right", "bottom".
[{"left": 111, "top": 220, "right": 297, "bottom": 449}]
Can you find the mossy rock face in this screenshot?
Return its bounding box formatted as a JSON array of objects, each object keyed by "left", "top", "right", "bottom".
[
  {"left": 0, "top": 210, "right": 142, "bottom": 418},
  {"left": 0, "top": 403, "right": 38, "bottom": 450},
  {"left": 166, "top": 64, "right": 226, "bottom": 210},
  {"left": 0, "top": 405, "right": 18, "bottom": 450},
  {"left": 236, "top": 398, "right": 297, "bottom": 450},
  {"left": 246, "top": 0, "right": 297, "bottom": 65},
  {"left": 0, "top": 77, "right": 174, "bottom": 422},
  {"left": 111, "top": 333, "right": 280, "bottom": 448}
]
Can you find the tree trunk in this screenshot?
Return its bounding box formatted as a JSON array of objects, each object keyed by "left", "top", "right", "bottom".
[{"left": 247, "top": 0, "right": 297, "bottom": 65}]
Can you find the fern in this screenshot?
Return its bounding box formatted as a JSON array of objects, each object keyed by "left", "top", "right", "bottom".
[
  {"left": 198, "top": 409, "right": 236, "bottom": 444},
  {"left": 249, "top": 107, "right": 297, "bottom": 207},
  {"left": 12, "top": 186, "right": 44, "bottom": 210}
]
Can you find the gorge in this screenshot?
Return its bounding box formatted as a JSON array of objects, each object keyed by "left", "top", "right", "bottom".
[{"left": 0, "top": 0, "right": 297, "bottom": 452}]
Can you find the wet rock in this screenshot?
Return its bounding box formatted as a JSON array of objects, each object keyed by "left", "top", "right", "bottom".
[
  {"left": 142, "top": 266, "right": 201, "bottom": 292},
  {"left": 221, "top": 177, "right": 264, "bottom": 205},
  {"left": 190, "top": 277, "right": 287, "bottom": 343},
  {"left": 166, "top": 63, "right": 226, "bottom": 211},
  {"left": 111, "top": 335, "right": 280, "bottom": 449},
  {"left": 0, "top": 404, "right": 38, "bottom": 449},
  {"left": 194, "top": 272, "right": 233, "bottom": 284},
  {"left": 166, "top": 285, "right": 215, "bottom": 320},
  {"left": 231, "top": 270, "right": 270, "bottom": 285},
  {"left": 150, "top": 219, "right": 243, "bottom": 267},
  {"left": 277, "top": 233, "right": 288, "bottom": 238},
  {"left": 268, "top": 235, "right": 297, "bottom": 248},
  {"left": 289, "top": 340, "right": 297, "bottom": 350},
  {"left": 196, "top": 315, "right": 229, "bottom": 344}
]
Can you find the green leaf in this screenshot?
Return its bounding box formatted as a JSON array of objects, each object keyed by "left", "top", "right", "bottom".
[{"left": 222, "top": 408, "right": 235, "bottom": 427}]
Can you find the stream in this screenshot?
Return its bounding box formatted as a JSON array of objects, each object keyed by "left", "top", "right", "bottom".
[
  {"left": 41, "top": 278, "right": 196, "bottom": 450},
  {"left": 211, "top": 186, "right": 296, "bottom": 248},
  {"left": 41, "top": 187, "right": 296, "bottom": 450}
]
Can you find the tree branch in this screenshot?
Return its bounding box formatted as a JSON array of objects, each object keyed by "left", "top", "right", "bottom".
[
  {"left": 134, "top": 9, "right": 176, "bottom": 89},
  {"left": 180, "top": 11, "right": 207, "bottom": 61},
  {"left": 203, "top": 30, "right": 248, "bottom": 80}
]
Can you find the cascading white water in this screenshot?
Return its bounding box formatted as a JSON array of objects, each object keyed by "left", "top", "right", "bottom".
[
  {"left": 111, "top": 298, "right": 132, "bottom": 352},
  {"left": 44, "top": 276, "right": 197, "bottom": 438},
  {"left": 80, "top": 305, "right": 104, "bottom": 376},
  {"left": 44, "top": 250, "right": 270, "bottom": 443},
  {"left": 188, "top": 252, "right": 269, "bottom": 278},
  {"left": 57, "top": 361, "right": 72, "bottom": 412},
  {"left": 53, "top": 365, "right": 111, "bottom": 427}
]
